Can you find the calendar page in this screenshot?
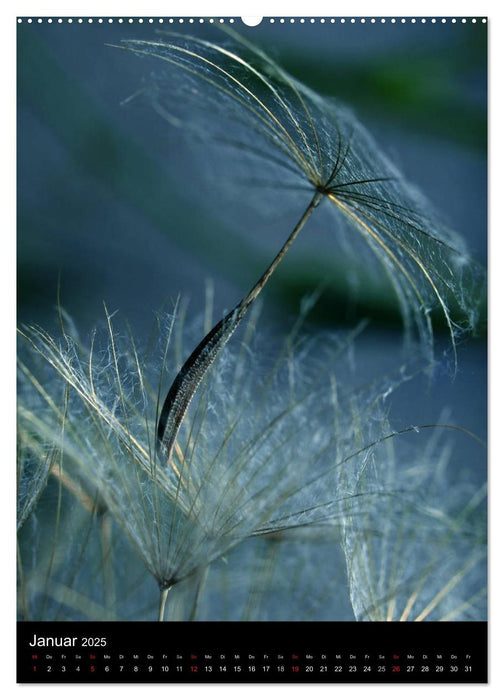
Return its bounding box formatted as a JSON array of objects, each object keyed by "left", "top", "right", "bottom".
[{"left": 16, "top": 12, "right": 487, "bottom": 684}]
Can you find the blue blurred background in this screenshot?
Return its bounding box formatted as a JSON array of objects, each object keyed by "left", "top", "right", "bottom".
[{"left": 17, "top": 17, "right": 487, "bottom": 472}]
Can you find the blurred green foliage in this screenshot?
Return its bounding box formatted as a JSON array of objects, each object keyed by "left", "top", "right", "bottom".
[{"left": 281, "top": 29, "right": 486, "bottom": 151}]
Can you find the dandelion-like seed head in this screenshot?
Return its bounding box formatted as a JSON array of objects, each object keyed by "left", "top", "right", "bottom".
[
  {"left": 17, "top": 302, "right": 486, "bottom": 621},
  {"left": 17, "top": 304, "right": 369, "bottom": 594},
  {"left": 111, "top": 27, "right": 485, "bottom": 365}
]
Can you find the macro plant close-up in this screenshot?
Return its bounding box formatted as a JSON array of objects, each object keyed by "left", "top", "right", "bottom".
[{"left": 17, "top": 17, "right": 487, "bottom": 625}]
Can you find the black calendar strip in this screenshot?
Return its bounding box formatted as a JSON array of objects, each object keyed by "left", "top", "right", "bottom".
[{"left": 17, "top": 621, "right": 487, "bottom": 683}]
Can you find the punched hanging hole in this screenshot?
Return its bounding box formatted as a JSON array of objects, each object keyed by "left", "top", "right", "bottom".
[{"left": 241, "top": 16, "right": 263, "bottom": 26}]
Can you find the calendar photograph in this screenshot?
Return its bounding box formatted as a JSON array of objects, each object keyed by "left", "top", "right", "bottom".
[{"left": 16, "top": 14, "right": 487, "bottom": 683}]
